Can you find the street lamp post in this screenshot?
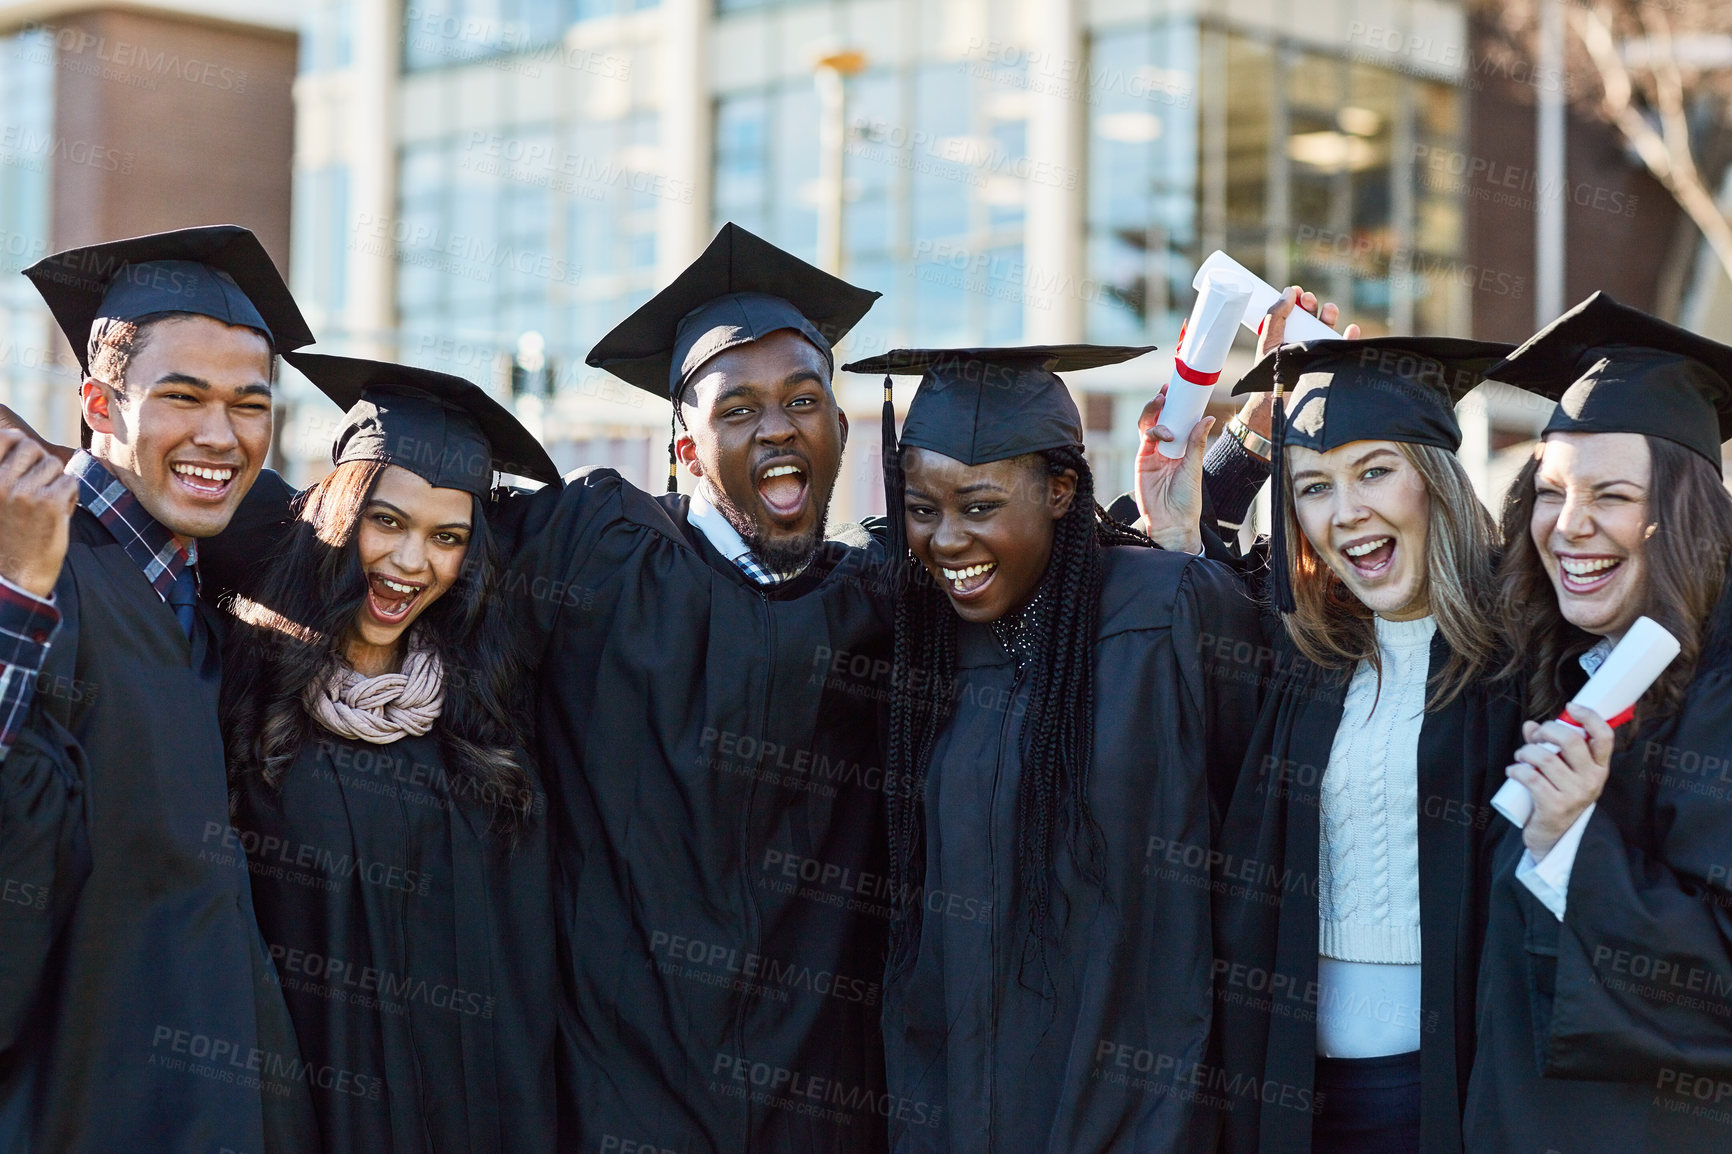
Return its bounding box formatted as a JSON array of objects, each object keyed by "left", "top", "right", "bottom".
[{"left": 814, "top": 49, "right": 867, "bottom": 276}]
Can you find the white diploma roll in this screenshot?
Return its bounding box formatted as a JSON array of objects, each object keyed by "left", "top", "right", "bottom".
[
  {"left": 1192, "top": 250, "right": 1340, "bottom": 346},
  {"left": 1159, "top": 271, "right": 1252, "bottom": 459},
  {"left": 1490, "top": 616, "right": 1682, "bottom": 827}
]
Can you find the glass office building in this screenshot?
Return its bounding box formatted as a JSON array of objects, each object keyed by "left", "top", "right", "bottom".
[
  {"left": 280, "top": 0, "right": 1475, "bottom": 512},
  {"left": 0, "top": 27, "right": 63, "bottom": 437}
]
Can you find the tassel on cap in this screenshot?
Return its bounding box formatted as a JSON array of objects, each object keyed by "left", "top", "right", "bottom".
[
  {"left": 881, "top": 374, "right": 905, "bottom": 561},
  {"left": 1268, "top": 346, "right": 1296, "bottom": 614},
  {"left": 666, "top": 412, "right": 679, "bottom": 494}
]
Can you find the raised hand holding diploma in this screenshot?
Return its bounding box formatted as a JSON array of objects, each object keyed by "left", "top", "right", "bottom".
[
  {"left": 1211, "top": 280, "right": 1362, "bottom": 452},
  {"left": 1135, "top": 386, "right": 1212, "bottom": 554},
  {"left": 1491, "top": 616, "right": 1682, "bottom": 829},
  {"left": 1157, "top": 271, "right": 1250, "bottom": 459},
  {"left": 0, "top": 428, "right": 78, "bottom": 598}
]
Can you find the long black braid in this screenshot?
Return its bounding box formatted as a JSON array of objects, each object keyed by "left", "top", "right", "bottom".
[{"left": 885, "top": 444, "right": 1153, "bottom": 982}]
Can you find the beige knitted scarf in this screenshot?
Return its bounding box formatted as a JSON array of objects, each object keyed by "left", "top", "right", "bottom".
[{"left": 304, "top": 631, "right": 445, "bottom": 744}]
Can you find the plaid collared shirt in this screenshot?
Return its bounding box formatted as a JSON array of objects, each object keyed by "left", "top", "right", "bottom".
[
  {"left": 0, "top": 578, "right": 61, "bottom": 764},
  {"left": 0, "top": 452, "right": 196, "bottom": 763},
  {"left": 684, "top": 482, "right": 807, "bottom": 587},
  {"left": 67, "top": 451, "right": 198, "bottom": 600},
  {"left": 729, "top": 551, "right": 808, "bottom": 587}
]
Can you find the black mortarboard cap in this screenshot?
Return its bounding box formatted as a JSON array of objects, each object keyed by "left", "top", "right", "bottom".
[
  {"left": 1232, "top": 336, "right": 1514, "bottom": 452},
  {"left": 284, "top": 352, "right": 560, "bottom": 497},
  {"left": 24, "top": 225, "right": 313, "bottom": 374},
  {"left": 1232, "top": 335, "right": 1513, "bottom": 613},
  {"left": 586, "top": 222, "right": 880, "bottom": 492},
  {"left": 587, "top": 222, "right": 880, "bottom": 400},
  {"left": 1486, "top": 291, "right": 1732, "bottom": 471},
  {"left": 842, "top": 344, "right": 1156, "bottom": 559}
]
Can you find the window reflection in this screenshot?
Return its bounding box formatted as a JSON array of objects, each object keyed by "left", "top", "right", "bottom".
[
  {"left": 1086, "top": 21, "right": 1197, "bottom": 345},
  {"left": 1087, "top": 23, "right": 1466, "bottom": 341},
  {"left": 393, "top": 109, "right": 661, "bottom": 391}
]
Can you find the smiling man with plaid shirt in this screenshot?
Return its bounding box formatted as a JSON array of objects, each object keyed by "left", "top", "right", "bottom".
[{"left": 0, "top": 226, "right": 319, "bottom": 1154}]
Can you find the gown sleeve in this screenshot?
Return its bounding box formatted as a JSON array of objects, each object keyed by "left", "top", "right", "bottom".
[
  {"left": 486, "top": 479, "right": 564, "bottom": 557},
  {"left": 197, "top": 468, "right": 298, "bottom": 604},
  {"left": 1174, "top": 556, "right": 1268, "bottom": 823},
  {"left": 1201, "top": 430, "right": 1272, "bottom": 531},
  {"left": 0, "top": 572, "right": 90, "bottom": 1059},
  {"left": 0, "top": 578, "right": 60, "bottom": 765},
  {"left": 1526, "top": 685, "right": 1732, "bottom": 1081},
  {"left": 501, "top": 468, "right": 632, "bottom": 644}
]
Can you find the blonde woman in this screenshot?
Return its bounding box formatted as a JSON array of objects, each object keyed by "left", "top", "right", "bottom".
[{"left": 1142, "top": 337, "right": 1522, "bottom": 1153}]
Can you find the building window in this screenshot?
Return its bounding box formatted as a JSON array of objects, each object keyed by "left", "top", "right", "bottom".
[
  {"left": 403, "top": 0, "right": 659, "bottom": 72},
  {"left": 292, "top": 164, "right": 350, "bottom": 319},
  {"left": 393, "top": 110, "right": 661, "bottom": 390},
  {"left": 1085, "top": 19, "right": 1198, "bottom": 345},
  {"left": 714, "top": 55, "right": 1032, "bottom": 353},
  {"left": 0, "top": 28, "right": 59, "bottom": 429},
  {"left": 302, "top": 0, "right": 354, "bottom": 73},
  {"left": 1086, "top": 22, "right": 1467, "bottom": 341}
]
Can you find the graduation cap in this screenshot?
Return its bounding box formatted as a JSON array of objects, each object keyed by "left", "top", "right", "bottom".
[
  {"left": 283, "top": 352, "right": 561, "bottom": 497},
  {"left": 1486, "top": 291, "right": 1732, "bottom": 471},
  {"left": 23, "top": 224, "right": 313, "bottom": 375},
  {"left": 841, "top": 345, "right": 1156, "bottom": 559},
  {"left": 1231, "top": 335, "right": 1514, "bottom": 612},
  {"left": 586, "top": 222, "right": 880, "bottom": 491}
]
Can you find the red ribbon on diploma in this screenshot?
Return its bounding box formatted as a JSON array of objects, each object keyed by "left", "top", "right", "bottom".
[
  {"left": 1172, "top": 321, "right": 1221, "bottom": 386},
  {"left": 1561, "top": 705, "right": 1636, "bottom": 730}
]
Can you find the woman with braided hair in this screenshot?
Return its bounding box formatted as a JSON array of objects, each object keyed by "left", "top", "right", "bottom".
[
  {"left": 843, "top": 345, "right": 1263, "bottom": 1154},
  {"left": 217, "top": 354, "right": 562, "bottom": 1153}
]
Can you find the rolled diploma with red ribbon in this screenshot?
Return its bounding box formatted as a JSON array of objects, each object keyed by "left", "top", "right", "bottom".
[
  {"left": 1193, "top": 250, "right": 1340, "bottom": 345},
  {"left": 1159, "top": 271, "right": 1252, "bottom": 459},
  {"left": 1490, "top": 615, "right": 1682, "bottom": 827}
]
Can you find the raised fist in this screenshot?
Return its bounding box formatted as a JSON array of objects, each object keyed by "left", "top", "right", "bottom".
[{"left": 0, "top": 429, "right": 79, "bottom": 598}]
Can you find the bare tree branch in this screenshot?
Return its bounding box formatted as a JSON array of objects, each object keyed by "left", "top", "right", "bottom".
[
  {"left": 1642, "top": 6, "right": 1701, "bottom": 190},
  {"left": 1572, "top": 2, "right": 1732, "bottom": 288}
]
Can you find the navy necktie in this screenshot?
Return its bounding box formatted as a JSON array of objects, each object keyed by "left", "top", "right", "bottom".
[{"left": 165, "top": 569, "right": 198, "bottom": 639}]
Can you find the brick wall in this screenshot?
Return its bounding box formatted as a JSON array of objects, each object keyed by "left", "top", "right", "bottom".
[{"left": 46, "top": 8, "right": 295, "bottom": 269}]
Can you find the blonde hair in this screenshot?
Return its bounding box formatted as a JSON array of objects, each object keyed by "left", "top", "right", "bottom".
[{"left": 1278, "top": 440, "right": 1499, "bottom": 708}]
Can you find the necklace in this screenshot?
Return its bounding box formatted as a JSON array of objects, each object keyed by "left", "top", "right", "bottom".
[{"left": 990, "top": 586, "right": 1046, "bottom": 670}]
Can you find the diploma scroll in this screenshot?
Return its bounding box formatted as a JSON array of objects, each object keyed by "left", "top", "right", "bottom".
[
  {"left": 1192, "top": 251, "right": 1340, "bottom": 346},
  {"left": 1490, "top": 616, "right": 1681, "bottom": 827},
  {"left": 1158, "top": 271, "right": 1252, "bottom": 459}
]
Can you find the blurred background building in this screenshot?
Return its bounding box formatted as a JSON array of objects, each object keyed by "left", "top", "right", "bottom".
[{"left": 0, "top": 0, "right": 1717, "bottom": 523}]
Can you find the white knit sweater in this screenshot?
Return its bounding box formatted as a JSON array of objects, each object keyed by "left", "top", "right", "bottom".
[{"left": 1318, "top": 614, "right": 1435, "bottom": 964}]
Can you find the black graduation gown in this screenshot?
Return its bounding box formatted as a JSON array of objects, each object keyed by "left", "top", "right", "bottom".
[
  {"left": 234, "top": 729, "right": 557, "bottom": 1153},
  {"left": 507, "top": 467, "right": 893, "bottom": 1154},
  {"left": 199, "top": 467, "right": 298, "bottom": 606},
  {"left": 0, "top": 664, "right": 89, "bottom": 1083},
  {"left": 0, "top": 509, "right": 316, "bottom": 1153},
  {"left": 1211, "top": 623, "right": 1524, "bottom": 1154},
  {"left": 1464, "top": 596, "right": 1732, "bottom": 1152},
  {"left": 881, "top": 546, "right": 1263, "bottom": 1154}
]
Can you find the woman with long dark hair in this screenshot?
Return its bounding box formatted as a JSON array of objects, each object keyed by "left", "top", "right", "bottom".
[
  {"left": 1464, "top": 294, "right": 1732, "bottom": 1152},
  {"left": 1142, "top": 332, "right": 1525, "bottom": 1154},
  {"left": 844, "top": 344, "right": 1262, "bottom": 1153},
  {"left": 219, "top": 353, "right": 563, "bottom": 1153}
]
